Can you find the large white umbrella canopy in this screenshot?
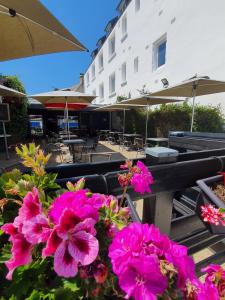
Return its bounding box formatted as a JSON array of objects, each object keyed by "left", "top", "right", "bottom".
[
  {"left": 30, "top": 90, "right": 96, "bottom": 104},
  {"left": 120, "top": 96, "right": 183, "bottom": 141},
  {"left": 0, "top": 84, "right": 26, "bottom": 97},
  {"left": 151, "top": 77, "right": 225, "bottom": 131},
  {"left": 0, "top": 0, "right": 86, "bottom": 61},
  {"left": 31, "top": 90, "right": 96, "bottom": 139}
]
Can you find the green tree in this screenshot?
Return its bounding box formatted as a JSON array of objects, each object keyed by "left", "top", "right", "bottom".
[{"left": 0, "top": 75, "right": 28, "bottom": 141}]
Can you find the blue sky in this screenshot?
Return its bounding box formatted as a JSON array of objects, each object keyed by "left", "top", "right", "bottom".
[{"left": 0, "top": 0, "right": 118, "bottom": 94}]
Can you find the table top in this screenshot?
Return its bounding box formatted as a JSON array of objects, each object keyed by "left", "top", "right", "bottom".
[
  {"left": 60, "top": 134, "right": 78, "bottom": 139},
  {"left": 123, "top": 134, "right": 142, "bottom": 137},
  {"left": 147, "top": 138, "right": 168, "bottom": 142},
  {"left": 63, "top": 139, "right": 85, "bottom": 145},
  {"left": 109, "top": 131, "right": 123, "bottom": 134},
  {"left": 0, "top": 134, "right": 11, "bottom": 138}
]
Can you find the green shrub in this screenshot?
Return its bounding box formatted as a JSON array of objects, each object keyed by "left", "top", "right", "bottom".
[{"left": 0, "top": 75, "right": 28, "bottom": 141}]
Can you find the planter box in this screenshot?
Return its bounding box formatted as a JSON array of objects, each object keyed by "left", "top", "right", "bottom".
[{"left": 196, "top": 175, "right": 225, "bottom": 234}]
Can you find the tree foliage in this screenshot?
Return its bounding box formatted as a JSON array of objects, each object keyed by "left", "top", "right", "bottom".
[
  {"left": 0, "top": 75, "right": 28, "bottom": 141},
  {"left": 122, "top": 101, "right": 225, "bottom": 136}
]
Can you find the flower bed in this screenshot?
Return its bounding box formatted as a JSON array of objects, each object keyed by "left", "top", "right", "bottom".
[{"left": 0, "top": 144, "right": 224, "bottom": 299}]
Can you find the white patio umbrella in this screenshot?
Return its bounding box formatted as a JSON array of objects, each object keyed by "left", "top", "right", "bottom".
[
  {"left": 120, "top": 96, "right": 183, "bottom": 142},
  {"left": 0, "top": 0, "right": 86, "bottom": 61},
  {"left": 151, "top": 77, "right": 225, "bottom": 132},
  {"left": 0, "top": 84, "right": 26, "bottom": 159},
  {"left": 31, "top": 90, "right": 96, "bottom": 139},
  {"left": 0, "top": 84, "right": 26, "bottom": 97}
]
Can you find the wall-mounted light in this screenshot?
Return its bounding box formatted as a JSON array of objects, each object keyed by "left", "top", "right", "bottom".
[{"left": 161, "top": 78, "right": 169, "bottom": 88}]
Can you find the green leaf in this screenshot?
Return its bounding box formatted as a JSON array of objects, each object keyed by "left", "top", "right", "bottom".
[
  {"left": 62, "top": 279, "right": 80, "bottom": 293},
  {"left": 219, "top": 208, "right": 225, "bottom": 213},
  {"left": 0, "top": 243, "right": 12, "bottom": 264}
]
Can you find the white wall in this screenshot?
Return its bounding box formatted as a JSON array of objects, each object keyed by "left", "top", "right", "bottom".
[{"left": 84, "top": 0, "right": 225, "bottom": 109}]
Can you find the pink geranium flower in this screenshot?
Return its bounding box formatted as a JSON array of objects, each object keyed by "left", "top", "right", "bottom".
[
  {"left": 185, "top": 279, "right": 219, "bottom": 300},
  {"left": 165, "top": 242, "right": 196, "bottom": 289},
  {"left": 48, "top": 190, "right": 98, "bottom": 224},
  {"left": 1, "top": 188, "right": 45, "bottom": 279},
  {"left": 22, "top": 214, "right": 51, "bottom": 244},
  {"left": 1, "top": 224, "right": 32, "bottom": 280},
  {"left": 119, "top": 256, "right": 167, "bottom": 300},
  {"left": 14, "top": 187, "right": 42, "bottom": 230},
  {"left": 43, "top": 209, "right": 99, "bottom": 278},
  {"left": 131, "top": 161, "right": 154, "bottom": 194},
  {"left": 201, "top": 264, "right": 225, "bottom": 297},
  {"left": 201, "top": 205, "right": 225, "bottom": 226}
]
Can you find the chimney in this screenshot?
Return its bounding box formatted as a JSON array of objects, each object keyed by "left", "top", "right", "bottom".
[
  {"left": 79, "top": 73, "right": 85, "bottom": 92},
  {"left": 80, "top": 73, "right": 84, "bottom": 84}
]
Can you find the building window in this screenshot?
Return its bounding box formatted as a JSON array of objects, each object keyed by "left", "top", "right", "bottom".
[
  {"left": 121, "top": 14, "right": 127, "bottom": 39},
  {"left": 153, "top": 35, "right": 167, "bottom": 70},
  {"left": 134, "top": 57, "right": 139, "bottom": 73},
  {"left": 108, "top": 34, "right": 116, "bottom": 58},
  {"left": 92, "top": 89, "right": 96, "bottom": 96},
  {"left": 91, "top": 64, "right": 95, "bottom": 80},
  {"left": 121, "top": 62, "right": 127, "bottom": 84},
  {"left": 86, "top": 73, "right": 90, "bottom": 85},
  {"left": 99, "top": 52, "right": 104, "bottom": 71},
  {"left": 109, "top": 72, "right": 116, "bottom": 95},
  {"left": 135, "top": 0, "right": 140, "bottom": 12},
  {"left": 99, "top": 83, "right": 104, "bottom": 99}
]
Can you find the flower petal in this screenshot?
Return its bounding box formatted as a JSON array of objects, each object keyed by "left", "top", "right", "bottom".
[
  {"left": 22, "top": 214, "right": 50, "bottom": 244},
  {"left": 5, "top": 233, "right": 32, "bottom": 280},
  {"left": 42, "top": 228, "right": 62, "bottom": 257},
  {"left": 68, "top": 231, "right": 99, "bottom": 266},
  {"left": 54, "top": 241, "right": 78, "bottom": 278}
]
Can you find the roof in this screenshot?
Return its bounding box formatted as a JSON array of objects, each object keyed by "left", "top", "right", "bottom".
[
  {"left": 116, "top": 0, "right": 131, "bottom": 14},
  {"left": 104, "top": 16, "right": 118, "bottom": 34},
  {"left": 96, "top": 35, "right": 107, "bottom": 48},
  {"left": 91, "top": 48, "right": 99, "bottom": 59}
]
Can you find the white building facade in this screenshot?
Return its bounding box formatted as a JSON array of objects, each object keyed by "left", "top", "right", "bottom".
[{"left": 84, "top": 0, "right": 225, "bottom": 108}]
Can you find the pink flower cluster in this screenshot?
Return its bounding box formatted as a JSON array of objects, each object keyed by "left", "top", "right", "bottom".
[
  {"left": 184, "top": 264, "right": 225, "bottom": 299},
  {"left": 1, "top": 188, "right": 102, "bottom": 279},
  {"left": 109, "top": 222, "right": 196, "bottom": 299},
  {"left": 1, "top": 188, "right": 50, "bottom": 280},
  {"left": 118, "top": 160, "right": 154, "bottom": 194},
  {"left": 201, "top": 205, "right": 225, "bottom": 226},
  {"left": 1, "top": 186, "right": 131, "bottom": 281}
]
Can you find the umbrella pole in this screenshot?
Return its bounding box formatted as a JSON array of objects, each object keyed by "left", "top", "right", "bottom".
[
  {"left": 109, "top": 111, "right": 112, "bottom": 131},
  {"left": 123, "top": 109, "right": 126, "bottom": 135},
  {"left": 0, "top": 97, "right": 9, "bottom": 160},
  {"left": 145, "top": 105, "right": 150, "bottom": 144},
  {"left": 65, "top": 99, "right": 70, "bottom": 140},
  {"left": 190, "top": 86, "right": 197, "bottom": 132}
]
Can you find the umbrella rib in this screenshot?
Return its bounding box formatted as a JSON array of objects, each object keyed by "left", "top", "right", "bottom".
[
  {"left": 17, "top": 15, "right": 35, "bottom": 52},
  {"left": 0, "top": 5, "right": 86, "bottom": 51}
]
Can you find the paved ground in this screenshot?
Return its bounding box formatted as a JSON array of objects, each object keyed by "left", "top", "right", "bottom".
[{"left": 0, "top": 139, "right": 145, "bottom": 171}]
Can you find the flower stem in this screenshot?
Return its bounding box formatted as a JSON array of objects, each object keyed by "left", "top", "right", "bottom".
[{"left": 119, "top": 186, "right": 128, "bottom": 208}]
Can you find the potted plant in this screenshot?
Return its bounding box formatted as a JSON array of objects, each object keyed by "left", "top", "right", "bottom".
[
  {"left": 196, "top": 174, "right": 225, "bottom": 234},
  {"left": 0, "top": 144, "right": 225, "bottom": 299}
]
